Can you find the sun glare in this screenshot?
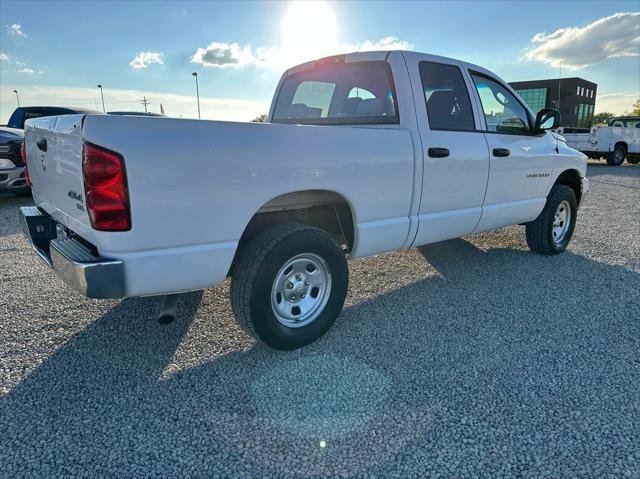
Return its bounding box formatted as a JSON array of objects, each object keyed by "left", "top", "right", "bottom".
[{"left": 281, "top": 1, "right": 338, "bottom": 65}]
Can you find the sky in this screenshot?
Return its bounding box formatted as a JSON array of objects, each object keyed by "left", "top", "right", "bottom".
[{"left": 0, "top": 0, "right": 639, "bottom": 123}]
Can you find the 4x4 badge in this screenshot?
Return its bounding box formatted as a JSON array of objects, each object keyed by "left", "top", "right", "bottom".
[{"left": 40, "top": 152, "right": 47, "bottom": 171}]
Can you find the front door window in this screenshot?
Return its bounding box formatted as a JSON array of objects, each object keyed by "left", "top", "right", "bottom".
[{"left": 472, "top": 74, "right": 530, "bottom": 135}]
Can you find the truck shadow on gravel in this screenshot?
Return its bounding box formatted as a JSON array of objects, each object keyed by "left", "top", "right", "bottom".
[{"left": 1, "top": 239, "right": 639, "bottom": 477}]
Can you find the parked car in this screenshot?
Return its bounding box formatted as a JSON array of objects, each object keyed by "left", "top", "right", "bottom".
[
  {"left": 7, "top": 106, "right": 99, "bottom": 130},
  {"left": 560, "top": 116, "right": 640, "bottom": 166},
  {"left": 19, "top": 50, "right": 588, "bottom": 349},
  {"left": 0, "top": 127, "right": 30, "bottom": 197}
]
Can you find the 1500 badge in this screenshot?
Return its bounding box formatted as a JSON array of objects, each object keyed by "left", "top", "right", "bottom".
[{"left": 527, "top": 173, "right": 550, "bottom": 178}]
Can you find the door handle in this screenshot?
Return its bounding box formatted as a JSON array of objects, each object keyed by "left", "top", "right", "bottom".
[
  {"left": 36, "top": 138, "right": 48, "bottom": 152},
  {"left": 493, "top": 148, "right": 510, "bottom": 157},
  {"left": 428, "top": 147, "right": 450, "bottom": 158}
]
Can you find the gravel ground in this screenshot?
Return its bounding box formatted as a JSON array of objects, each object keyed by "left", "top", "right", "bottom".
[{"left": 0, "top": 162, "right": 638, "bottom": 478}]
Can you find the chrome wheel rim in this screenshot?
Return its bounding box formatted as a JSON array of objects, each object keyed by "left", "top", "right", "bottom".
[
  {"left": 271, "top": 253, "right": 332, "bottom": 328},
  {"left": 552, "top": 200, "right": 571, "bottom": 244}
]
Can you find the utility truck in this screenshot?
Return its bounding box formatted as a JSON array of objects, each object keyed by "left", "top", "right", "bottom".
[
  {"left": 20, "top": 51, "right": 588, "bottom": 349},
  {"left": 560, "top": 116, "right": 640, "bottom": 166}
]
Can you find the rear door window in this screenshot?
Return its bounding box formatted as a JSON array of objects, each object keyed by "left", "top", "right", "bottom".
[
  {"left": 419, "top": 61, "right": 475, "bottom": 131},
  {"left": 272, "top": 61, "right": 399, "bottom": 125}
]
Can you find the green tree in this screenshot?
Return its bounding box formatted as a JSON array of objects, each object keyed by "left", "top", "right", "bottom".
[
  {"left": 592, "top": 112, "right": 614, "bottom": 125},
  {"left": 251, "top": 113, "right": 268, "bottom": 123},
  {"left": 625, "top": 99, "right": 640, "bottom": 116}
]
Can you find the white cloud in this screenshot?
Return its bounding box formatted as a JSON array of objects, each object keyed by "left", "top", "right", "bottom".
[
  {"left": 0, "top": 54, "right": 42, "bottom": 74},
  {"left": 8, "top": 23, "right": 27, "bottom": 38},
  {"left": 0, "top": 84, "right": 269, "bottom": 124},
  {"left": 0, "top": 51, "right": 42, "bottom": 74},
  {"left": 254, "top": 46, "right": 280, "bottom": 69},
  {"left": 190, "top": 42, "right": 254, "bottom": 68},
  {"left": 523, "top": 12, "right": 640, "bottom": 69},
  {"left": 192, "top": 37, "right": 413, "bottom": 71},
  {"left": 129, "top": 51, "right": 164, "bottom": 69},
  {"left": 17, "top": 65, "right": 34, "bottom": 74}
]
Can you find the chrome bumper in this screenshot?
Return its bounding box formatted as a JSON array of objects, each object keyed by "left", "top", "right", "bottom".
[{"left": 19, "top": 206, "right": 125, "bottom": 298}]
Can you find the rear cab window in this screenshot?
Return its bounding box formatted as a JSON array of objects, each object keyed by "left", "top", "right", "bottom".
[
  {"left": 272, "top": 61, "right": 399, "bottom": 125},
  {"left": 24, "top": 111, "right": 49, "bottom": 122}
]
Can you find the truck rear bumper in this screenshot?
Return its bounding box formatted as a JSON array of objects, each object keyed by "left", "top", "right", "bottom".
[{"left": 19, "top": 206, "right": 125, "bottom": 298}]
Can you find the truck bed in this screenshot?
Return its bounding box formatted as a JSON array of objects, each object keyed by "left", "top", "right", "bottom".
[{"left": 25, "top": 114, "right": 415, "bottom": 296}]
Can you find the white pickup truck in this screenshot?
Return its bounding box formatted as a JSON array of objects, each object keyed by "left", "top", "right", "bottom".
[
  {"left": 20, "top": 50, "right": 588, "bottom": 349},
  {"left": 560, "top": 116, "right": 640, "bottom": 166}
]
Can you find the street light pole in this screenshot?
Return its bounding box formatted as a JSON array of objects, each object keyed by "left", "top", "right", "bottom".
[
  {"left": 192, "top": 72, "right": 201, "bottom": 119},
  {"left": 97, "top": 84, "right": 105, "bottom": 113},
  {"left": 13, "top": 89, "right": 20, "bottom": 107}
]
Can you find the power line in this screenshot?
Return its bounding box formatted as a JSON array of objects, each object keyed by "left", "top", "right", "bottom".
[{"left": 140, "top": 96, "right": 150, "bottom": 113}]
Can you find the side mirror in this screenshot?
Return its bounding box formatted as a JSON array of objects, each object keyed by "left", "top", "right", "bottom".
[{"left": 534, "top": 108, "right": 560, "bottom": 133}]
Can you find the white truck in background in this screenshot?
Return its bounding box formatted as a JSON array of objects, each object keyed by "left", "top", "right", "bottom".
[
  {"left": 20, "top": 50, "right": 588, "bottom": 350},
  {"left": 560, "top": 116, "right": 640, "bottom": 166}
]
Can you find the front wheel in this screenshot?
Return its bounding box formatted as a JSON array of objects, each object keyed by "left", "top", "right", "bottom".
[
  {"left": 525, "top": 185, "right": 578, "bottom": 255},
  {"left": 627, "top": 156, "right": 640, "bottom": 165},
  {"left": 231, "top": 224, "right": 348, "bottom": 350}
]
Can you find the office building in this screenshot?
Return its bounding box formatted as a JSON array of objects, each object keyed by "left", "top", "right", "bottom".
[{"left": 509, "top": 77, "right": 597, "bottom": 127}]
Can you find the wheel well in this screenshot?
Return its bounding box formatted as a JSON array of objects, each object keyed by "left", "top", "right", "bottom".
[
  {"left": 614, "top": 141, "right": 628, "bottom": 152},
  {"left": 236, "top": 190, "right": 355, "bottom": 258},
  {"left": 554, "top": 169, "right": 582, "bottom": 205}
]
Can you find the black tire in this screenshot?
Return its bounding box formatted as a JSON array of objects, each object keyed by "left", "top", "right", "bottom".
[
  {"left": 627, "top": 156, "right": 640, "bottom": 165},
  {"left": 606, "top": 145, "right": 626, "bottom": 166},
  {"left": 231, "top": 223, "right": 348, "bottom": 350},
  {"left": 525, "top": 185, "right": 577, "bottom": 255}
]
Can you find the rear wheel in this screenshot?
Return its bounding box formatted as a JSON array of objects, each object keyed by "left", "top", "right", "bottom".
[
  {"left": 231, "top": 224, "right": 348, "bottom": 350},
  {"left": 606, "top": 145, "right": 626, "bottom": 166},
  {"left": 525, "top": 185, "right": 577, "bottom": 255}
]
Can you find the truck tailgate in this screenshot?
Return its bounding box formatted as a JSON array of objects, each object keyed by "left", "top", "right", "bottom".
[{"left": 25, "top": 114, "right": 96, "bottom": 242}]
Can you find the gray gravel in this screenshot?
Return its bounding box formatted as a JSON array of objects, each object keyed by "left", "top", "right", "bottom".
[{"left": 1, "top": 162, "right": 639, "bottom": 478}]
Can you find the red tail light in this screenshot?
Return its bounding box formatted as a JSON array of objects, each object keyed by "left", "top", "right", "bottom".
[
  {"left": 21, "top": 141, "right": 30, "bottom": 186},
  {"left": 82, "top": 142, "right": 130, "bottom": 231}
]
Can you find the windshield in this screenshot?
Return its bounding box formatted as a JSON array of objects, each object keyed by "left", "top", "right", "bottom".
[{"left": 272, "top": 61, "right": 399, "bottom": 125}]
